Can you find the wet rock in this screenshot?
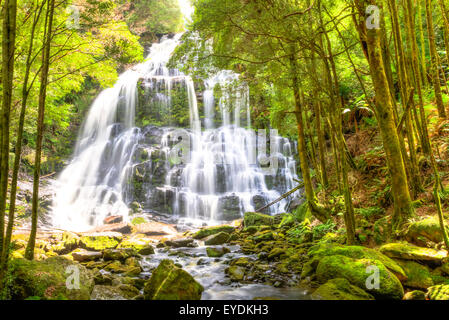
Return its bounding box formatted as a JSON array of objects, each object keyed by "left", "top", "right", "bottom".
[
  {"left": 206, "top": 246, "right": 230, "bottom": 258},
  {"left": 50, "top": 231, "right": 81, "bottom": 255},
  {"left": 92, "top": 223, "right": 133, "bottom": 234},
  {"left": 268, "top": 248, "right": 286, "bottom": 260},
  {"left": 164, "top": 238, "right": 196, "bottom": 248},
  {"left": 80, "top": 232, "right": 123, "bottom": 251},
  {"left": 204, "top": 232, "right": 230, "bottom": 245},
  {"left": 218, "top": 195, "right": 242, "bottom": 221},
  {"left": 379, "top": 242, "right": 448, "bottom": 262},
  {"left": 90, "top": 285, "right": 127, "bottom": 300},
  {"left": 144, "top": 259, "right": 204, "bottom": 300},
  {"left": 93, "top": 271, "right": 115, "bottom": 286},
  {"left": 71, "top": 249, "right": 103, "bottom": 262},
  {"left": 103, "top": 248, "right": 138, "bottom": 262},
  {"left": 426, "top": 284, "right": 449, "bottom": 300},
  {"left": 244, "top": 212, "right": 275, "bottom": 227},
  {"left": 192, "top": 225, "right": 235, "bottom": 240},
  {"left": 311, "top": 278, "right": 374, "bottom": 300},
  {"left": 251, "top": 195, "right": 270, "bottom": 215},
  {"left": 226, "top": 265, "right": 245, "bottom": 281},
  {"left": 316, "top": 255, "right": 404, "bottom": 300},
  {"left": 138, "top": 245, "right": 155, "bottom": 255},
  {"left": 7, "top": 257, "right": 94, "bottom": 300},
  {"left": 117, "top": 237, "right": 153, "bottom": 253},
  {"left": 103, "top": 215, "right": 123, "bottom": 225},
  {"left": 252, "top": 231, "right": 274, "bottom": 243},
  {"left": 403, "top": 290, "right": 426, "bottom": 300},
  {"left": 231, "top": 257, "right": 253, "bottom": 267}
]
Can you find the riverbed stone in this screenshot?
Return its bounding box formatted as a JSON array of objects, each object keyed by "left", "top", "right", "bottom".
[
  {"left": 316, "top": 255, "right": 404, "bottom": 300},
  {"left": 144, "top": 259, "right": 204, "bottom": 300},
  {"left": 103, "top": 248, "right": 137, "bottom": 262},
  {"left": 226, "top": 265, "right": 245, "bottom": 281},
  {"left": 80, "top": 232, "right": 123, "bottom": 251},
  {"left": 192, "top": 225, "right": 235, "bottom": 239},
  {"left": 379, "top": 242, "right": 448, "bottom": 262},
  {"left": 71, "top": 249, "right": 103, "bottom": 262},
  {"left": 204, "top": 232, "right": 230, "bottom": 245},
  {"left": 394, "top": 259, "right": 434, "bottom": 290},
  {"left": 206, "top": 246, "right": 230, "bottom": 258},
  {"left": 311, "top": 278, "right": 374, "bottom": 300},
  {"left": 164, "top": 238, "right": 196, "bottom": 248},
  {"left": 403, "top": 290, "right": 426, "bottom": 300}
]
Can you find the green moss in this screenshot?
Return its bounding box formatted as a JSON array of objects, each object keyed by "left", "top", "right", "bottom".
[
  {"left": 406, "top": 217, "right": 449, "bottom": 244},
  {"left": 131, "top": 217, "right": 147, "bottom": 225},
  {"left": 316, "top": 255, "right": 404, "bottom": 300},
  {"left": 80, "top": 233, "right": 122, "bottom": 251},
  {"left": 426, "top": 284, "right": 449, "bottom": 300},
  {"left": 395, "top": 259, "right": 434, "bottom": 290},
  {"left": 192, "top": 225, "right": 235, "bottom": 239},
  {"left": 244, "top": 212, "right": 275, "bottom": 227},
  {"left": 311, "top": 278, "right": 374, "bottom": 300},
  {"left": 206, "top": 246, "right": 230, "bottom": 258},
  {"left": 379, "top": 242, "right": 448, "bottom": 261},
  {"left": 144, "top": 259, "right": 204, "bottom": 300}
]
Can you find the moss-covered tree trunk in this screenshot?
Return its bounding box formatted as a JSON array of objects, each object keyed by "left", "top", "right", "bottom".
[
  {"left": 425, "top": 0, "right": 447, "bottom": 118},
  {"left": 353, "top": 0, "right": 414, "bottom": 230}
]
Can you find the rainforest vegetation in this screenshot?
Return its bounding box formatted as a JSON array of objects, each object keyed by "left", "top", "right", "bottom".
[{"left": 1, "top": 0, "right": 449, "bottom": 301}]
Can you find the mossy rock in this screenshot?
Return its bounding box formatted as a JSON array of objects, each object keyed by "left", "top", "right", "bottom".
[
  {"left": 144, "top": 259, "right": 204, "bottom": 300},
  {"left": 231, "top": 257, "right": 253, "bottom": 267},
  {"left": 117, "top": 237, "right": 153, "bottom": 253},
  {"left": 403, "top": 290, "right": 426, "bottom": 300},
  {"left": 206, "top": 246, "right": 230, "bottom": 258},
  {"left": 379, "top": 242, "right": 448, "bottom": 262},
  {"left": 311, "top": 278, "right": 374, "bottom": 300},
  {"left": 90, "top": 285, "right": 128, "bottom": 300},
  {"left": 80, "top": 232, "right": 123, "bottom": 251},
  {"left": 268, "top": 247, "right": 287, "bottom": 260},
  {"left": 394, "top": 259, "right": 434, "bottom": 290},
  {"left": 50, "top": 232, "right": 81, "bottom": 255},
  {"left": 104, "top": 260, "right": 141, "bottom": 275},
  {"left": 316, "top": 255, "right": 404, "bottom": 300},
  {"left": 252, "top": 231, "right": 274, "bottom": 243},
  {"left": 225, "top": 265, "right": 245, "bottom": 281},
  {"left": 278, "top": 214, "right": 296, "bottom": 229},
  {"left": 192, "top": 225, "right": 235, "bottom": 239},
  {"left": 131, "top": 217, "right": 147, "bottom": 225},
  {"left": 308, "top": 243, "right": 406, "bottom": 281},
  {"left": 103, "top": 248, "right": 138, "bottom": 262},
  {"left": 426, "top": 284, "right": 449, "bottom": 300},
  {"left": 7, "top": 257, "right": 94, "bottom": 300},
  {"left": 406, "top": 217, "right": 449, "bottom": 244},
  {"left": 244, "top": 212, "right": 275, "bottom": 227},
  {"left": 204, "top": 232, "right": 230, "bottom": 245}
]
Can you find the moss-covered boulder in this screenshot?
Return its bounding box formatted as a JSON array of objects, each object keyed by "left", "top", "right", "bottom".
[
  {"left": 104, "top": 260, "right": 142, "bottom": 275},
  {"left": 80, "top": 232, "right": 123, "bottom": 251},
  {"left": 206, "top": 246, "right": 230, "bottom": 258},
  {"left": 426, "top": 284, "right": 449, "bottom": 300},
  {"left": 278, "top": 214, "right": 296, "bottom": 229},
  {"left": 49, "top": 232, "right": 81, "bottom": 255},
  {"left": 225, "top": 265, "right": 245, "bottom": 281},
  {"left": 90, "top": 284, "right": 140, "bottom": 300},
  {"left": 117, "top": 237, "right": 152, "bottom": 253},
  {"left": 244, "top": 212, "right": 275, "bottom": 227},
  {"left": 307, "top": 243, "right": 406, "bottom": 281},
  {"left": 204, "top": 232, "right": 230, "bottom": 245},
  {"left": 103, "top": 248, "right": 137, "bottom": 262},
  {"left": 144, "top": 259, "right": 204, "bottom": 300},
  {"left": 379, "top": 242, "right": 447, "bottom": 262},
  {"left": 7, "top": 257, "right": 94, "bottom": 300},
  {"left": 311, "top": 278, "right": 374, "bottom": 300},
  {"left": 406, "top": 217, "right": 449, "bottom": 244},
  {"left": 71, "top": 249, "right": 102, "bottom": 262},
  {"left": 403, "top": 290, "right": 426, "bottom": 300},
  {"left": 316, "top": 255, "right": 404, "bottom": 300},
  {"left": 192, "top": 225, "right": 235, "bottom": 239},
  {"left": 394, "top": 259, "right": 434, "bottom": 290}
]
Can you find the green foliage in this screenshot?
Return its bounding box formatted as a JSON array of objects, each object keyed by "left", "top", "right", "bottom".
[
  {"left": 355, "top": 206, "right": 384, "bottom": 219},
  {"left": 313, "top": 220, "right": 337, "bottom": 240}
]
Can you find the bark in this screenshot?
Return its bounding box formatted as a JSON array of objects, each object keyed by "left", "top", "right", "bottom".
[{"left": 25, "top": 0, "right": 55, "bottom": 260}]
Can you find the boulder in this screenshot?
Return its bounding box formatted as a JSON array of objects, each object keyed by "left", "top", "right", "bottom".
[
  {"left": 379, "top": 242, "right": 447, "bottom": 262},
  {"left": 244, "top": 212, "right": 275, "bottom": 227},
  {"left": 80, "top": 232, "right": 123, "bottom": 251},
  {"left": 307, "top": 243, "right": 406, "bottom": 281},
  {"left": 117, "top": 237, "right": 153, "bottom": 253},
  {"left": 426, "top": 284, "right": 449, "bottom": 300},
  {"left": 406, "top": 217, "right": 449, "bottom": 244},
  {"left": 7, "top": 257, "right": 94, "bottom": 300},
  {"left": 138, "top": 246, "right": 155, "bottom": 255},
  {"left": 71, "top": 249, "right": 102, "bottom": 262},
  {"left": 315, "top": 255, "right": 404, "bottom": 300},
  {"left": 206, "top": 247, "right": 230, "bottom": 258},
  {"left": 90, "top": 284, "right": 139, "bottom": 300},
  {"left": 394, "top": 259, "right": 434, "bottom": 290},
  {"left": 311, "top": 278, "right": 374, "bottom": 300},
  {"left": 226, "top": 266, "right": 245, "bottom": 281},
  {"left": 204, "top": 232, "right": 230, "bottom": 245},
  {"left": 144, "top": 260, "right": 204, "bottom": 300},
  {"left": 192, "top": 225, "right": 235, "bottom": 240},
  {"left": 164, "top": 238, "right": 196, "bottom": 248},
  {"left": 103, "top": 248, "right": 138, "bottom": 262},
  {"left": 103, "top": 216, "right": 123, "bottom": 225},
  {"left": 403, "top": 290, "right": 426, "bottom": 300},
  {"left": 50, "top": 231, "right": 81, "bottom": 255}
]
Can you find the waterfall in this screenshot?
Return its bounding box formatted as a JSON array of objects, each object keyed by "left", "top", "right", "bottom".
[{"left": 51, "top": 34, "right": 301, "bottom": 232}]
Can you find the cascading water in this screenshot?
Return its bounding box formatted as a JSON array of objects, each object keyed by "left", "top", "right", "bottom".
[{"left": 51, "top": 34, "right": 301, "bottom": 232}]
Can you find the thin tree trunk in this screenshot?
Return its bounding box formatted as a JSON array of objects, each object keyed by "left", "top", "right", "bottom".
[{"left": 25, "top": 0, "right": 55, "bottom": 260}]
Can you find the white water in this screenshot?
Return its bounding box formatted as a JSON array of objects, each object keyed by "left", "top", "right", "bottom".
[{"left": 51, "top": 34, "right": 300, "bottom": 232}]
